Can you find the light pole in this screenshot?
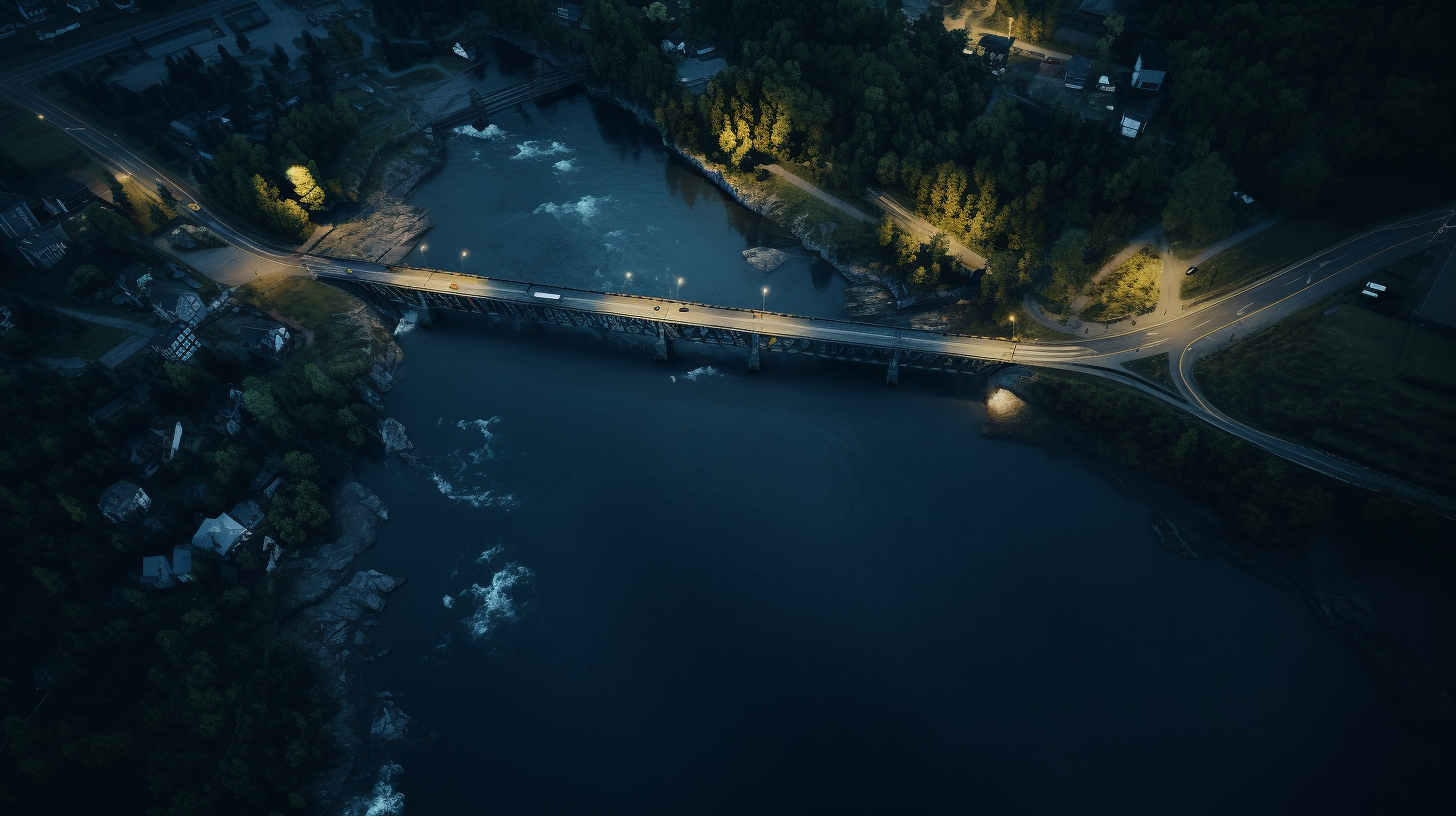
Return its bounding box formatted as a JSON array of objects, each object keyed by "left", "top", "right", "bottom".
[
  {"left": 761, "top": 286, "right": 768, "bottom": 311},
  {"left": 1009, "top": 314, "right": 1016, "bottom": 341},
  {"left": 419, "top": 243, "right": 428, "bottom": 266},
  {"left": 460, "top": 250, "right": 468, "bottom": 273}
]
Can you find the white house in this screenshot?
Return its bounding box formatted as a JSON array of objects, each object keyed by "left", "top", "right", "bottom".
[{"left": 191, "top": 513, "right": 248, "bottom": 556}]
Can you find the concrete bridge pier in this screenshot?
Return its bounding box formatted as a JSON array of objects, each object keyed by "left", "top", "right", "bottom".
[
  {"left": 412, "top": 293, "right": 433, "bottom": 326},
  {"left": 654, "top": 324, "right": 669, "bottom": 361},
  {"left": 887, "top": 350, "right": 900, "bottom": 385},
  {"left": 748, "top": 333, "right": 761, "bottom": 371}
]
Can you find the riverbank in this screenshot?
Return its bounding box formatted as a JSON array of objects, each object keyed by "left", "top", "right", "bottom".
[{"left": 985, "top": 365, "right": 1456, "bottom": 738}]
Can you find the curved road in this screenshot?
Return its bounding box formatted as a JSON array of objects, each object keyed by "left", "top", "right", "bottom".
[{"left": 4, "top": 6, "right": 1453, "bottom": 512}]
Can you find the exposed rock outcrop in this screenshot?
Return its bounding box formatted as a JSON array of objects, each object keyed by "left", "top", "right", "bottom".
[
  {"left": 280, "top": 481, "right": 389, "bottom": 616},
  {"left": 742, "top": 247, "right": 788, "bottom": 272}
]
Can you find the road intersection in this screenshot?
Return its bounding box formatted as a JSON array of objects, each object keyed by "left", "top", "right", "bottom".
[{"left": 4, "top": 5, "right": 1453, "bottom": 512}]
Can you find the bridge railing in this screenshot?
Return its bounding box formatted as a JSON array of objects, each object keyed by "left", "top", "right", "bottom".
[{"left": 308, "top": 252, "right": 1016, "bottom": 346}]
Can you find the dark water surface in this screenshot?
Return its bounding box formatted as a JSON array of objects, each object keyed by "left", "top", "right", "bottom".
[
  {"left": 350, "top": 44, "right": 1455, "bottom": 812},
  {"left": 403, "top": 80, "right": 846, "bottom": 318},
  {"left": 352, "top": 317, "right": 1454, "bottom": 814}
]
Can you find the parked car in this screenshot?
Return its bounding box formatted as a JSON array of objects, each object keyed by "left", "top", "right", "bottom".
[{"left": 1185, "top": 265, "right": 1199, "bottom": 276}]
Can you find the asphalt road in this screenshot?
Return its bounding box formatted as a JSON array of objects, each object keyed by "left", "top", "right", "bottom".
[{"left": 5, "top": 5, "right": 1454, "bottom": 511}]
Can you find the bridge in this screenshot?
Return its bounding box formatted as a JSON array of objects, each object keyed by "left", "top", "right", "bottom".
[
  {"left": 429, "top": 63, "right": 590, "bottom": 131},
  {"left": 300, "top": 255, "right": 1094, "bottom": 381}
]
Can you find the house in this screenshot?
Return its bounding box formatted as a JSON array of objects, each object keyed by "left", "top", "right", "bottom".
[
  {"left": 169, "top": 114, "right": 203, "bottom": 144},
  {"left": 551, "top": 3, "right": 583, "bottom": 26},
  {"left": 98, "top": 480, "right": 151, "bottom": 522},
  {"left": 65, "top": 0, "right": 99, "bottom": 11},
  {"left": 191, "top": 513, "right": 248, "bottom": 556},
  {"left": 151, "top": 322, "right": 202, "bottom": 362},
  {"left": 7, "top": 223, "right": 68, "bottom": 269},
  {"left": 14, "top": 0, "right": 48, "bottom": 21},
  {"left": 1064, "top": 55, "right": 1091, "bottom": 90},
  {"left": 1132, "top": 41, "right": 1169, "bottom": 91},
  {"left": 1120, "top": 109, "right": 1149, "bottom": 138},
  {"left": 238, "top": 324, "right": 291, "bottom": 360},
  {"left": 230, "top": 500, "right": 266, "bottom": 530},
  {"left": 0, "top": 193, "right": 42, "bottom": 239},
  {"left": 116, "top": 263, "right": 155, "bottom": 307},
  {"left": 976, "top": 34, "right": 1014, "bottom": 69},
  {"left": 37, "top": 170, "right": 108, "bottom": 216},
  {"left": 150, "top": 285, "right": 207, "bottom": 326},
  {"left": 121, "top": 434, "right": 161, "bottom": 477},
  {"left": 140, "top": 556, "right": 175, "bottom": 588}
]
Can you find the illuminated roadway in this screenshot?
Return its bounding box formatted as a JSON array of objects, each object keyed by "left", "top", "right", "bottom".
[{"left": 3, "top": 8, "right": 1453, "bottom": 512}]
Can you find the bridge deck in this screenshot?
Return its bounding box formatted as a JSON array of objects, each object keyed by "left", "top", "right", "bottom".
[{"left": 304, "top": 256, "right": 1090, "bottom": 365}]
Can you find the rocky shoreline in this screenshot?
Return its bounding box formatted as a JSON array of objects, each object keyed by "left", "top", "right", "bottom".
[
  {"left": 984, "top": 366, "right": 1456, "bottom": 739},
  {"left": 310, "top": 126, "right": 445, "bottom": 264}
]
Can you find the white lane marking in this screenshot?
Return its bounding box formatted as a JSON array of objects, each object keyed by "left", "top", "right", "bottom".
[
  {"left": 1192, "top": 319, "right": 1212, "bottom": 329},
  {"left": 1140, "top": 339, "right": 1167, "bottom": 349},
  {"left": 1236, "top": 302, "right": 1255, "bottom": 316}
]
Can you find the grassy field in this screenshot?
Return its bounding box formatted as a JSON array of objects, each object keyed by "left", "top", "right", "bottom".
[
  {"left": 1123, "top": 352, "right": 1178, "bottom": 392},
  {"left": 1081, "top": 248, "right": 1159, "bottom": 322},
  {"left": 238, "top": 275, "right": 389, "bottom": 366},
  {"left": 1197, "top": 294, "right": 1456, "bottom": 494},
  {"left": 34, "top": 320, "right": 133, "bottom": 361},
  {"left": 1180, "top": 215, "right": 1347, "bottom": 302},
  {"left": 0, "top": 100, "right": 91, "bottom": 181}
]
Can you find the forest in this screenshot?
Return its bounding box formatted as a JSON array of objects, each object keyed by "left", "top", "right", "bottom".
[
  {"left": 480, "top": 0, "right": 1455, "bottom": 321},
  {"left": 0, "top": 210, "right": 382, "bottom": 812}
]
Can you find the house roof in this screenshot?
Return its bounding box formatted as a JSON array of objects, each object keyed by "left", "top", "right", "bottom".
[
  {"left": 192, "top": 513, "right": 246, "bottom": 554},
  {"left": 172, "top": 547, "right": 192, "bottom": 575},
  {"left": 978, "top": 34, "right": 1013, "bottom": 53},
  {"left": 152, "top": 322, "right": 191, "bottom": 347},
  {"left": 229, "top": 500, "right": 266, "bottom": 530},
  {"left": 99, "top": 480, "right": 147, "bottom": 515},
  {"left": 151, "top": 285, "right": 199, "bottom": 311},
  {"left": 1138, "top": 40, "right": 1169, "bottom": 71},
  {"left": 140, "top": 555, "right": 175, "bottom": 587}
]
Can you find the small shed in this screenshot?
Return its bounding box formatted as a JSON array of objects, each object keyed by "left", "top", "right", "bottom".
[
  {"left": 140, "top": 556, "right": 175, "bottom": 588},
  {"left": 1132, "top": 41, "right": 1169, "bottom": 91},
  {"left": 1064, "top": 55, "right": 1090, "bottom": 89}
]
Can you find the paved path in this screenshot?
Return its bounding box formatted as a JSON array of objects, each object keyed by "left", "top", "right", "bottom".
[
  {"left": 98, "top": 334, "right": 153, "bottom": 368},
  {"left": 58, "top": 308, "right": 154, "bottom": 334},
  {"left": 759, "top": 165, "right": 874, "bottom": 223},
  {"left": 871, "top": 192, "right": 988, "bottom": 271}
]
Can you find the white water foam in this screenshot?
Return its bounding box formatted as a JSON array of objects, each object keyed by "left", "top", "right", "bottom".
[
  {"left": 454, "top": 123, "right": 506, "bottom": 140},
  {"left": 679, "top": 366, "right": 722, "bottom": 382},
  {"left": 553, "top": 158, "right": 577, "bottom": 172},
  {"left": 442, "top": 594, "right": 454, "bottom": 609},
  {"left": 511, "top": 140, "right": 571, "bottom": 159},
  {"left": 456, "top": 417, "right": 500, "bottom": 462},
  {"left": 477, "top": 545, "right": 504, "bottom": 563},
  {"left": 429, "top": 473, "right": 516, "bottom": 508},
  {"left": 534, "top": 195, "right": 608, "bottom": 221},
  {"left": 461, "top": 564, "right": 532, "bottom": 639}
]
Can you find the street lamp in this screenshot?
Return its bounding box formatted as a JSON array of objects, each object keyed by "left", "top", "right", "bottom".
[
  {"left": 676, "top": 277, "right": 684, "bottom": 299},
  {"left": 460, "top": 250, "right": 468, "bottom": 273},
  {"left": 1009, "top": 314, "right": 1016, "bottom": 341},
  {"left": 419, "top": 244, "right": 428, "bottom": 266},
  {"left": 761, "top": 286, "right": 768, "bottom": 311}
]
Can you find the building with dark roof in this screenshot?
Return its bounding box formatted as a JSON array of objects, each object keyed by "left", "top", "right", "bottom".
[
  {"left": 6, "top": 223, "right": 68, "bottom": 269},
  {"left": 99, "top": 480, "right": 151, "bottom": 523},
  {"left": 151, "top": 322, "right": 202, "bottom": 363},
  {"left": 0, "top": 193, "right": 42, "bottom": 239},
  {"left": 38, "top": 169, "right": 109, "bottom": 216},
  {"left": 238, "top": 323, "right": 292, "bottom": 361},
  {"left": 150, "top": 285, "right": 207, "bottom": 326}
]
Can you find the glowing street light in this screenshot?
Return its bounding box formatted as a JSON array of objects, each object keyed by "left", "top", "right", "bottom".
[
  {"left": 676, "top": 276, "right": 684, "bottom": 299},
  {"left": 625, "top": 271, "right": 633, "bottom": 284},
  {"left": 460, "top": 249, "right": 468, "bottom": 272},
  {"left": 1009, "top": 314, "right": 1017, "bottom": 341},
  {"left": 419, "top": 243, "right": 428, "bottom": 266},
  {"left": 761, "top": 286, "right": 768, "bottom": 311}
]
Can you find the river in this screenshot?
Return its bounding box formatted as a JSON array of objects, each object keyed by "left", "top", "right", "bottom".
[{"left": 345, "top": 50, "right": 1456, "bottom": 814}]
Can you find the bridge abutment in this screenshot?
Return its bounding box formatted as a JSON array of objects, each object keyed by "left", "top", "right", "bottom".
[
  {"left": 654, "top": 324, "right": 669, "bottom": 361},
  {"left": 887, "top": 350, "right": 900, "bottom": 385},
  {"left": 748, "top": 333, "right": 761, "bottom": 371}
]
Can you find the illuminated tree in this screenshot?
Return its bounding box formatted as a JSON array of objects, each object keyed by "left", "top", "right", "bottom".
[{"left": 285, "top": 164, "right": 326, "bottom": 211}]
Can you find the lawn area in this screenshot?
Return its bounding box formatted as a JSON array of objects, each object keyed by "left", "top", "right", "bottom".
[
  {"left": 0, "top": 99, "right": 91, "bottom": 181},
  {"left": 33, "top": 320, "right": 133, "bottom": 361},
  {"left": 1196, "top": 294, "right": 1456, "bottom": 494},
  {"left": 1081, "top": 248, "right": 1159, "bottom": 322},
  {"left": 237, "top": 275, "right": 389, "bottom": 365},
  {"left": 1181, "top": 215, "right": 1347, "bottom": 303},
  {"left": 1123, "top": 352, "right": 1178, "bottom": 392}
]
